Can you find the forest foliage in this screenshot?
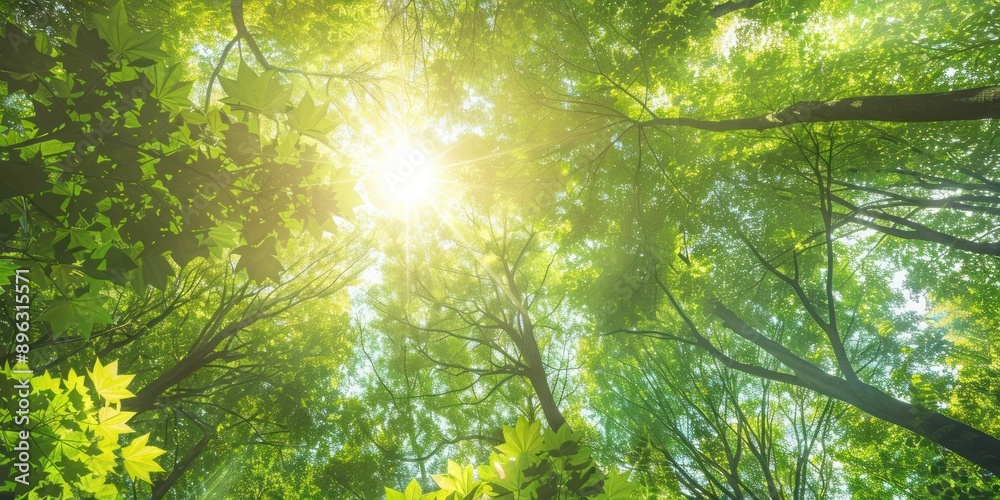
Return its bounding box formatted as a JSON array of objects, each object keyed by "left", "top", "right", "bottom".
[{"left": 1, "top": 0, "right": 1000, "bottom": 498}]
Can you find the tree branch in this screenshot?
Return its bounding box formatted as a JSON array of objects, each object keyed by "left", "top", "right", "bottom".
[
  {"left": 709, "top": 0, "right": 766, "bottom": 18},
  {"left": 230, "top": 0, "right": 271, "bottom": 69},
  {"left": 640, "top": 86, "right": 1000, "bottom": 132}
]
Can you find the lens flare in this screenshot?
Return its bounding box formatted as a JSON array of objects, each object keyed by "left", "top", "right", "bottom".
[{"left": 371, "top": 141, "right": 441, "bottom": 212}]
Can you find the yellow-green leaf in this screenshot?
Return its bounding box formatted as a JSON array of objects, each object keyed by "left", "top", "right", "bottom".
[
  {"left": 121, "top": 433, "right": 166, "bottom": 484},
  {"left": 496, "top": 417, "right": 543, "bottom": 457},
  {"left": 88, "top": 359, "right": 136, "bottom": 404},
  {"left": 96, "top": 406, "right": 136, "bottom": 441}
]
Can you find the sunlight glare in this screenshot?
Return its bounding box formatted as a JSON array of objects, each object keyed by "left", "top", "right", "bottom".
[{"left": 372, "top": 141, "right": 441, "bottom": 212}]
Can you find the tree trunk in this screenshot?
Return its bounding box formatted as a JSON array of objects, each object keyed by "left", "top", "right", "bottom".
[
  {"left": 151, "top": 432, "right": 213, "bottom": 499},
  {"left": 520, "top": 320, "right": 569, "bottom": 431},
  {"left": 644, "top": 86, "right": 1000, "bottom": 132},
  {"left": 711, "top": 302, "right": 1000, "bottom": 474},
  {"left": 525, "top": 364, "right": 567, "bottom": 432},
  {"left": 124, "top": 315, "right": 257, "bottom": 413},
  {"left": 709, "top": 0, "right": 766, "bottom": 18},
  {"left": 848, "top": 384, "right": 1000, "bottom": 476}
]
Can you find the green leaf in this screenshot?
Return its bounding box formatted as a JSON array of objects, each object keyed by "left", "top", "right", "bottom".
[
  {"left": 496, "top": 417, "right": 543, "bottom": 458},
  {"left": 0, "top": 259, "right": 19, "bottom": 290},
  {"left": 0, "top": 24, "right": 56, "bottom": 76},
  {"left": 38, "top": 292, "right": 113, "bottom": 339},
  {"left": 95, "top": 406, "right": 136, "bottom": 441},
  {"left": 431, "top": 472, "right": 456, "bottom": 492},
  {"left": 141, "top": 253, "right": 175, "bottom": 291},
  {"left": 286, "top": 93, "right": 337, "bottom": 143},
  {"left": 597, "top": 469, "right": 637, "bottom": 500},
  {"left": 431, "top": 461, "right": 481, "bottom": 496},
  {"left": 218, "top": 61, "right": 292, "bottom": 118},
  {"left": 145, "top": 63, "right": 194, "bottom": 111},
  {"left": 233, "top": 236, "right": 284, "bottom": 284},
  {"left": 88, "top": 358, "right": 136, "bottom": 404},
  {"left": 384, "top": 480, "right": 431, "bottom": 500},
  {"left": 120, "top": 433, "right": 166, "bottom": 484},
  {"left": 34, "top": 30, "right": 50, "bottom": 54},
  {"left": 92, "top": 1, "right": 169, "bottom": 61},
  {"left": 54, "top": 227, "right": 100, "bottom": 253},
  {"left": 328, "top": 167, "right": 362, "bottom": 220},
  {"left": 31, "top": 370, "right": 62, "bottom": 392},
  {"left": 542, "top": 423, "right": 581, "bottom": 456},
  {"left": 403, "top": 479, "right": 422, "bottom": 499}
]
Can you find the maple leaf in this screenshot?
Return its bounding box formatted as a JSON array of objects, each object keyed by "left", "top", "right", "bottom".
[
  {"left": 496, "top": 417, "right": 543, "bottom": 457},
  {"left": 286, "top": 93, "right": 337, "bottom": 143},
  {"left": 88, "top": 359, "right": 136, "bottom": 404},
  {"left": 64, "top": 368, "right": 88, "bottom": 393},
  {"left": 233, "top": 236, "right": 284, "bottom": 284},
  {"left": 219, "top": 61, "right": 292, "bottom": 118},
  {"left": 121, "top": 433, "right": 166, "bottom": 484},
  {"left": 86, "top": 447, "right": 120, "bottom": 478},
  {"left": 95, "top": 406, "right": 136, "bottom": 441},
  {"left": 92, "top": 1, "right": 169, "bottom": 61},
  {"left": 38, "top": 292, "right": 113, "bottom": 339}
]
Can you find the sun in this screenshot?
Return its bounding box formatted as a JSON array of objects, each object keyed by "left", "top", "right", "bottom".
[{"left": 369, "top": 138, "right": 442, "bottom": 213}]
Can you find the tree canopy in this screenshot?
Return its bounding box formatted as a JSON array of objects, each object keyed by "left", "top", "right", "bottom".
[{"left": 2, "top": 0, "right": 1000, "bottom": 498}]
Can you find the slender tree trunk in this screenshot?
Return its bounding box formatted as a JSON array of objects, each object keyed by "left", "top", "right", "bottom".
[
  {"left": 124, "top": 315, "right": 257, "bottom": 413},
  {"left": 524, "top": 364, "right": 567, "bottom": 432},
  {"left": 643, "top": 86, "right": 1000, "bottom": 132},
  {"left": 711, "top": 302, "right": 1000, "bottom": 475},
  {"left": 848, "top": 384, "right": 1000, "bottom": 476},
  {"left": 709, "top": 0, "right": 766, "bottom": 18},
  {"left": 828, "top": 193, "right": 1000, "bottom": 256},
  {"left": 151, "top": 432, "right": 213, "bottom": 499},
  {"left": 230, "top": 0, "right": 270, "bottom": 69},
  {"left": 520, "top": 321, "right": 568, "bottom": 431}
]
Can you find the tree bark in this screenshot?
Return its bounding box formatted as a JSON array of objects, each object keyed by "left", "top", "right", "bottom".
[
  {"left": 124, "top": 315, "right": 258, "bottom": 413},
  {"left": 230, "top": 0, "right": 271, "bottom": 70},
  {"left": 829, "top": 193, "right": 1000, "bottom": 256},
  {"left": 524, "top": 364, "right": 567, "bottom": 432},
  {"left": 151, "top": 432, "right": 213, "bottom": 499},
  {"left": 709, "top": 0, "right": 766, "bottom": 18},
  {"left": 711, "top": 302, "right": 1000, "bottom": 475},
  {"left": 643, "top": 86, "right": 1000, "bottom": 132},
  {"left": 496, "top": 233, "right": 570, "bottom": 432},
  {"left": 520, "top": 320, "right": 569, "bottom": 431}
]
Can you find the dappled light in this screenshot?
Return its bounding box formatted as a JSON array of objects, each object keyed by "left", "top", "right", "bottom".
[{"left": 2, "top": 0, "right": 1000, "bottom": 498}]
